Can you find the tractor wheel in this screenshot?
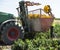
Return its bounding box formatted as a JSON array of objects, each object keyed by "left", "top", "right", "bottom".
[{"left": 1, "top": 21, "right": 24, "bottom": 44}]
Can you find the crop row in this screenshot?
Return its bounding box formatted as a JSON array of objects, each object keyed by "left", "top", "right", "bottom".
[{"left": 11, "top": 23, "right": 60, "bottom": 50}]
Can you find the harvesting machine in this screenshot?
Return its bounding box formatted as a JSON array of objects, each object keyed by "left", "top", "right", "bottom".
[{"left": 0, "top": 1, "right": 54, "bottom": 44}]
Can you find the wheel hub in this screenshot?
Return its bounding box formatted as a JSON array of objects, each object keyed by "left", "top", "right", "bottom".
[{"left": 7, "top": 27, "right": 19, "bottom": 41}]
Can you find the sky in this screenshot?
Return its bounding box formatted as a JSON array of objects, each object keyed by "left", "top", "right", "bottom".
[{"left": 0, "top": 0, "right": 60, "bottom": 18}]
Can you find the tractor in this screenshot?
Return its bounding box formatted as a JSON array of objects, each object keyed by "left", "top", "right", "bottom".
[{"left": 0, "top": 1, "right": 54, "bottom": 44}]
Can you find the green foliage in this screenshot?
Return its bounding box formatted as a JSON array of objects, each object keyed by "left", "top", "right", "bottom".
[
  {"left": 12, "top": 39, "right": 60, "bottom": 50},
  {"left": 54, "top": 24, "right": 60, "bottom": 38},
  {"left": 12, "top": 39, "right": 26, "bottom": 50},
  {"left": 54, "top": 24, "right": 60, "bottom": 33},
  {"left": 11, "top": 24, "right": 60, "bottom": 50}
]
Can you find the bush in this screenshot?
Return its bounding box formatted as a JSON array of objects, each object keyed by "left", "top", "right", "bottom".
[
  {"left": 11, "top": 39, "right": 60, "bottom": 50},
  {"left": 11, "top": 24, "right": 60, "bottom": 50}
]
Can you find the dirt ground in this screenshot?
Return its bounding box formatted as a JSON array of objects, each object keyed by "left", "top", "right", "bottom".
[{"left": 0, "top": 45, "right": 11, "bottom": 50}]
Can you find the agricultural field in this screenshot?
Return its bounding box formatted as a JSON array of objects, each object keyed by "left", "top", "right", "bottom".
[
  {"left": 0, "top": 19, "right": 60, "bottom": 50},
  {"left": 54, "top": 19, "right": 60, "bottom": 24},
  {"left": 11, "top": 19, "right": 60, "bottom": 50}
]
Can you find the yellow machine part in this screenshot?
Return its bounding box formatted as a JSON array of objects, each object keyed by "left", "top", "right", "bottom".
[
  {"left": 28, "top": 14, "right": 51, "bottom": 19},
  {"left": 44, "top": 5, "right": 51, "bottom": 13}
]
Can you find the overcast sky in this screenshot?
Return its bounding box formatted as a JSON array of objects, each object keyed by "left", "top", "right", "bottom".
[{"left": 0, "top": 0, "right": 60, "bottom": 18}]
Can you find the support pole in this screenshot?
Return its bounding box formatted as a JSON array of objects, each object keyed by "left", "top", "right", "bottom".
[{"left": 50, "top": 26, "right": 54, "bottom": 38}]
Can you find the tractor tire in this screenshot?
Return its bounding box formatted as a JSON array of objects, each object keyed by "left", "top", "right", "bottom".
[{"left": 1, "top": 21, "right": 24, "bottom": 44}]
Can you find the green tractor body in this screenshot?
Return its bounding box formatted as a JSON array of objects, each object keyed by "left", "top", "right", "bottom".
[
  {"left": 0, "top": 12, "right": 24, "bottom": 44},
  {"left": 0, "top": 12, "right": 14, "bottom": 23}
]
